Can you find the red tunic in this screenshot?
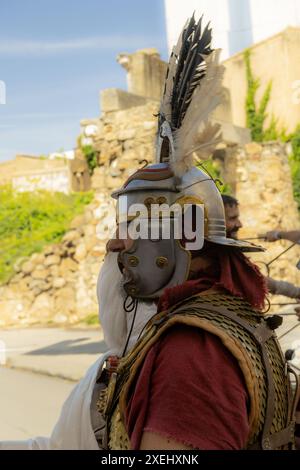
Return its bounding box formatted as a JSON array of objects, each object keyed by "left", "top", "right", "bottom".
[{"left": 125, "top": 325, "right": 250, "bottom": 449}]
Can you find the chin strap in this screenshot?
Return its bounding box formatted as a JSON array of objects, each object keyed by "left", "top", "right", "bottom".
[{"left": 121, "top": 295, "right": 139, "bottom": 357}]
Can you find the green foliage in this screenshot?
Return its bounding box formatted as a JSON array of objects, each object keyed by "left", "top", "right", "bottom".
[
  {"left": 0, "top": 186, "right": 93, "bottom": 284},
  {"left": 82, "top": 313, "right": 99, "bottom": 326},
  {"left": 244, "top": 49, "right": 273, "bottom": 142},
  {"left": 198, "top": 159, "right": 231, "bottom": 194},
  {"left": 262, "top": 115, "right": 278, "bottom": 142},
  {"left": 81, "top": 144, "right": 98, "bottom": 175},
  {"left": 289, "top": 158, "right": 300, "bottom": 210},
  {"left": 259, "top": 121, "right": 300, "bottom": 210},
  {"left": 291, "top": 125, "right": 300, "bottom": 159},
  {"left": 288, "top": 125, "right": 300, "bottom": 210},
  {"left": 243, "top": 50, "right": 300, "bottom": 209}
]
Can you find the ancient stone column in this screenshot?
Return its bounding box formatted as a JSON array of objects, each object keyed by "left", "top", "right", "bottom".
[{"left": 117, "top": 48, "right": 167, "bottom": 101}]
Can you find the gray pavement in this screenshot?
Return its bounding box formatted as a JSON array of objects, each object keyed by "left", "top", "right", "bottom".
[
  {"left": 0, "top": 327, "right": 108, "bottom": 442},
  {"left": 0, "top": 313, "right": 299, "bottom": 382},
  {"left": 0, "top": 327, "right": 108, "bottom": 381},
  {"left": 0, "top": 316, "right": 299, "bottom": 443},
  {"left": 0, "top": 367, "right": 74, "bottom": 440}
]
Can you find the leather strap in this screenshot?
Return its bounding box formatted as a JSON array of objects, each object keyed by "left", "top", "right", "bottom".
[
  {"left": 170, "top": 300, "right": 273, "bottom": 345},
  {"left": 260, "top": 343, "right": 276, "bottom": 449},
  {"left": 268, "top": 422, "right": 295, "bottom": 449},
  {"left": 287, "top": 366, "right": 300, "bottom": 428}
]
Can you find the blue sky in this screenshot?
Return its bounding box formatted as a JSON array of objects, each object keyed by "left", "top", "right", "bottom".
[{"left": 0, "top": 0, "right": 168, "bottom": 162}]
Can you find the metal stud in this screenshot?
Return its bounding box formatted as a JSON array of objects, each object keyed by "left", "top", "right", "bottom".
[
  {"left": 144, "top": 197, "right": 155, "bottom": 206},
  {"left": 128, "top": 256, "right": 139, "bottom": 267},
  {"left": 156, "top": 256, "right": 169, "bottom": 269},
  {"left": 262, "top": 437, "right": 271, "bottom": 450},
  {"left": 157, "top": 196, "right": 167, "bottom": 204},
  {"left": 129, "top": 286, "right": 137, "bottom": 295}
]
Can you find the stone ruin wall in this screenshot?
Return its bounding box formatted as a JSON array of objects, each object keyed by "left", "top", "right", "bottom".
[
  {"left": 0, "top": 155, "right": 91, "bottom": 194},
  {"left": 0, "top": 193, "right": 110, "bottom": 326},
  {"left": 12, "top": 168, "right": 70, "bottom": 194},
  {"left": 0, "top": 102, "right": 159, "bottom": 327},
  {"left": 219, "top": 141, "right": 300, "bottom": 311},
  {"left": 2, "top": 129, "right": 299, "bottom": 326},
  {"left": 88, "top": 100, "right": 159, "bottom": 192}
]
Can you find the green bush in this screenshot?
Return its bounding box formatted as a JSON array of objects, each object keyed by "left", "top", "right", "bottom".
[
  {"left": 244, "top": 49, "right": 273, "bottom": 142},
  {"left": 81, "top": 144, "right": 98, "bottom": 175},
  {"left": 288, "top": 126, "right": 300, "bottom": 210},
  {"left": 243, "top": 50, "right": 300, "bottom": 210},
  {"left": 198, "top": 159, "right": 231, "bottom": 194},
  {"left": 83, "top": 313, "right": 99, "bottom": 326},
  {"left": 0, "top": 186, "right": 93, "bottom": 284}
]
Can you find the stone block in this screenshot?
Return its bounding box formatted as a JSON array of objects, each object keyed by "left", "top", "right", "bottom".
[
  {"left": 117, "top": 128, "right": 137, "bottom": 140},
  {"left": 52, "top": 277, "right": 66, "bottom": 289},
  {"left": 59, "top": 258, "right": 78, "bottom": 274},
  {"left": 31, "top": 269, "right": 48, "bottom": 280},
  {"left": 101, "top": 88, "right": 148, "bottom": 113},
  {"left": 21, "top": 261, "right": 35, "bottom": 275},
  {"left": 245, "top": 142, "right": 262, "bottom": 154},
  {"left": 70, "top": 215, "right": 85, "bottom": 229},
  {"left": 30, "top": 293, "right": 54, "bottom": 312},
  {"left": 62, "top": 230, "right": 81, "bottom": 243},
  {"left": 44, "top": 255, "right": 61, "bottom": 267},
  {"left": 30, "top": 253, "right": 46, "bottom": 265},
  {"left": 74, "top": 243, "right": 87, "bottom": 262}
]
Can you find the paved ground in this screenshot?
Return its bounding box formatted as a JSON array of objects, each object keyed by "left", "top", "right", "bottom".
[
  {"left": 0, "top": 327, "right": 108, "bottom": 442},
  {"left": 0, "top": 316, "right": 299, "bottom": 443},
  {"left": 0, "top": 315, "right": 299, "bottom": 380},
  {"left": 1, "top": 313, "right": 299, "bottom": 381},
  {"left": 0, "top": 367, "right": 74, "bottom": 440},
  {"left": 0, "top": 327, "right": 108, "bottom": 381}
]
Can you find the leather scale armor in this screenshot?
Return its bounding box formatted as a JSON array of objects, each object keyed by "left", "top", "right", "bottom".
[{"left": 97, "top": 293, "right": 299, "bottom": 450}]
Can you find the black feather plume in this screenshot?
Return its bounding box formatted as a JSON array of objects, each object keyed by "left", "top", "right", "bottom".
[{"left": 170, "top": 15, "right": 213, "bottom": 129}]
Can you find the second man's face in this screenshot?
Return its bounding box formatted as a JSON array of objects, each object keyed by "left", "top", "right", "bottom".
[{"left": 224, "top": 204, "right": 242, "bottom": 239}]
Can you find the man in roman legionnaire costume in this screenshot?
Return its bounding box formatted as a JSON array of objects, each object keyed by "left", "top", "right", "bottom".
[
  {"left": 0, "top": 15, "right": 299, "bottom": 451},
  {"left": 95, "top": 15, "right": 299, "bottom": 450}
]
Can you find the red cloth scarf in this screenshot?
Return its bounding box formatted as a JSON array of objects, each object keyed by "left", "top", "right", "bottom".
[{"left": 157, "top": 246, "right": 267, "bottom": 313}]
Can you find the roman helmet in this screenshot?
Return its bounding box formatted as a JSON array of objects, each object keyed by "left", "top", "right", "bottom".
[{"left": 112, "top": 15, "right": 264, "bottom": 300}]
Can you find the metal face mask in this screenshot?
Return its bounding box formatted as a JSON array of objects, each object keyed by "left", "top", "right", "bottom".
[{"left": 117, "top": 218, "right": 191, "bottom": 299}]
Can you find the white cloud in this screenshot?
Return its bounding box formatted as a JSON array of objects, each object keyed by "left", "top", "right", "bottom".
[{"left": 0, "top": 35, "right": 160, "bottom": 56}]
